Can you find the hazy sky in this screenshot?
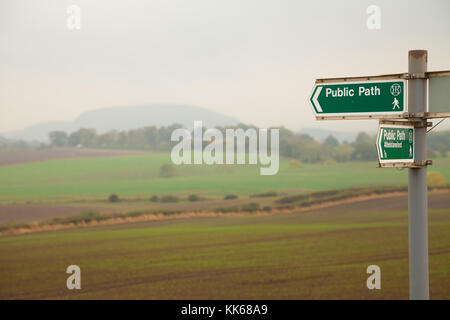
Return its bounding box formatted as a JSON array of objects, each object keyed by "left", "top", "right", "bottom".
[{"left": 1, "top": 0, "right": 450, "bottom": 133}]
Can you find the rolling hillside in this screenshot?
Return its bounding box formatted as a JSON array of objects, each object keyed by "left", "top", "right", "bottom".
[{"left": 1, "top": 104, "right": 240, "bottom": 142}]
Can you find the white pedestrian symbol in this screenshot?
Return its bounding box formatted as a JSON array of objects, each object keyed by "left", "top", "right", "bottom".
[{"left": 392, "top": 98, "right": 400, "bottom": 109}]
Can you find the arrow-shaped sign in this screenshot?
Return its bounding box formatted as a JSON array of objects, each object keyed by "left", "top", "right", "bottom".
[{"left": 310, "top": 79, "right": 407, "bottom": 120}]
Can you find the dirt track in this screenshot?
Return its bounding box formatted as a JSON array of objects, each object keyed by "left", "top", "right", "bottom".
[{"left": 0, "top": 148, "right": 152, "bottom": 166}]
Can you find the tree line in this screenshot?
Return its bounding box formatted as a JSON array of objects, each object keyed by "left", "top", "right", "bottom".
[
  {"left": 42, "top": 124, "right": 450, "bottom": 163},
  {"left": 2, "top": 124, "right": 449, "bottom": 163}
]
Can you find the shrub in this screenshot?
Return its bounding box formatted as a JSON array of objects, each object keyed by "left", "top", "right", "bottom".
[
  {"left": 276, "top": 194, "right": 309, "bottom": 204},
  {"left": 276, "top": 204, "right": 295, "bottom": 210},
  {"left": 108, "top": 194, "right": 120, "bottom": 202},
  {"left": 215, "top": 206, "right": 238, "bottom": 213},
  {"left": 428, "top": 171, "right": 446, "bottom": 187},
  {"left": 323, "top": 158, "right": 337, "bottom": 165},
  {"left": 42, "top": 211, "right": 105, "bottom": 226},
  {"left": 241, "top": 202, "right": 260, "bottom": 212},
  {"left": 149, "top": 195, "right": 159, "bottom": 202},
  {"left": 126, "top": 210, "right": 145, "bottom": 217},
  {"left": 77, "top": 211, "right": 103, "bottom": 223},
  {"left": 262, "top": 206, "right": 272, "bottom": 212},
  {"left": 311, "top": 190, "right": 340, "bottom": 198},
  {"left": 188, "top": 194, "right": 200, "bottom": 202},
  {"left": 287, "top": 159, "right": 302, "bottom": 168},
  {"left": 250, "top": 191, "right": 278, "bottom": 198},
  {"left": 160, "top": 195, "right": 179, "bottom": 203},
  {"left": 224, "top": 194, "right": 238, "bottom": 200},
  {"left": 161, "top": 210, "right": 178, "bottom": 216},
  {"left": 159, "top": 163, "right": 177, "bottom": 178},
  {"left": 0, "top": 220, "right": 31, "bottom": 232}
]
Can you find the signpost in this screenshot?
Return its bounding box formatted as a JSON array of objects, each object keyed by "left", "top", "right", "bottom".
[
  {"left": 407, "top": 51, "right": 429, "bottom": 300},
  {"left": 309, "top": 50, "right": 450, "bottom": 300},
  {"left": 310, "top": 79, "right": 406, "bottom": 119},
  {"left": 377, "top": 123, "right": 414, "bottom": 167}
]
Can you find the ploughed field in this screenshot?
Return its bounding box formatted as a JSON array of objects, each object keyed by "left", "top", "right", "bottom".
[{"left": 1, "top": 193, "right": 449, "bottom": 299}]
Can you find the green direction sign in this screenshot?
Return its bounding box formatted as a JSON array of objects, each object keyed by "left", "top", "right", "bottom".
[
  {"left": 377, "top": 124, "right": 414, "bottom": 165},
  {"left": 310, "top": 80, "right": 406, "bottom": 119}
]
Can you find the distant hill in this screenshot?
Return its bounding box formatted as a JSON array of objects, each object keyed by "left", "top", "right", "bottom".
[{"left": 1, "top": 104, "right": 240, "bottom": 142}]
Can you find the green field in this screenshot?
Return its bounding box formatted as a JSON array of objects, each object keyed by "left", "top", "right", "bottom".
[
  {"left": 1, "top": 154, "right": 449, "bottom": 203},
  {"left": 1, "top": 194, "right": 449, "bottom": 299}
]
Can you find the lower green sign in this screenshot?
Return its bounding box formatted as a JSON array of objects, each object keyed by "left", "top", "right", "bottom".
[{"left": 377, "top": 123, "right": 414, "bottom": 165}]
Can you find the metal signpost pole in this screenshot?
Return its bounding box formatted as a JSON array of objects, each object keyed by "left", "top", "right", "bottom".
[{"left": 408, "top": 50, "right": 429, "bottom": 300}]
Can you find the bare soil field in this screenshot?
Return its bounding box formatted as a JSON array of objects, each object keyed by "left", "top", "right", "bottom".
[{"left": 0, "top": 148, "right": 152, "bottom": 166}]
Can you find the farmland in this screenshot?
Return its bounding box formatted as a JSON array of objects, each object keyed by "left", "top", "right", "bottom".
[
  {"left": 0, "top": 193, "right": 449, "bottom": 299},
  {"left": 0, "top": 150, "right": 449, "bottom": 299},
  {"left": 1, "top": 152, "right": 449, "bottom": 204}
]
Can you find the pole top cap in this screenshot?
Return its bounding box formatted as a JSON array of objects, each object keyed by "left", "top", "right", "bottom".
[{"left": 409, "top": 50, "right": 428, "bottom": 61}]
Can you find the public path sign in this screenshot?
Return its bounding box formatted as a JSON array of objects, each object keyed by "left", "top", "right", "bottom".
[
  {"left": 310, "top": 79, "right": 407, "bottom": 119},
  {"left": 376, "top": 123, "right": 414, "bottom": 165}
]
